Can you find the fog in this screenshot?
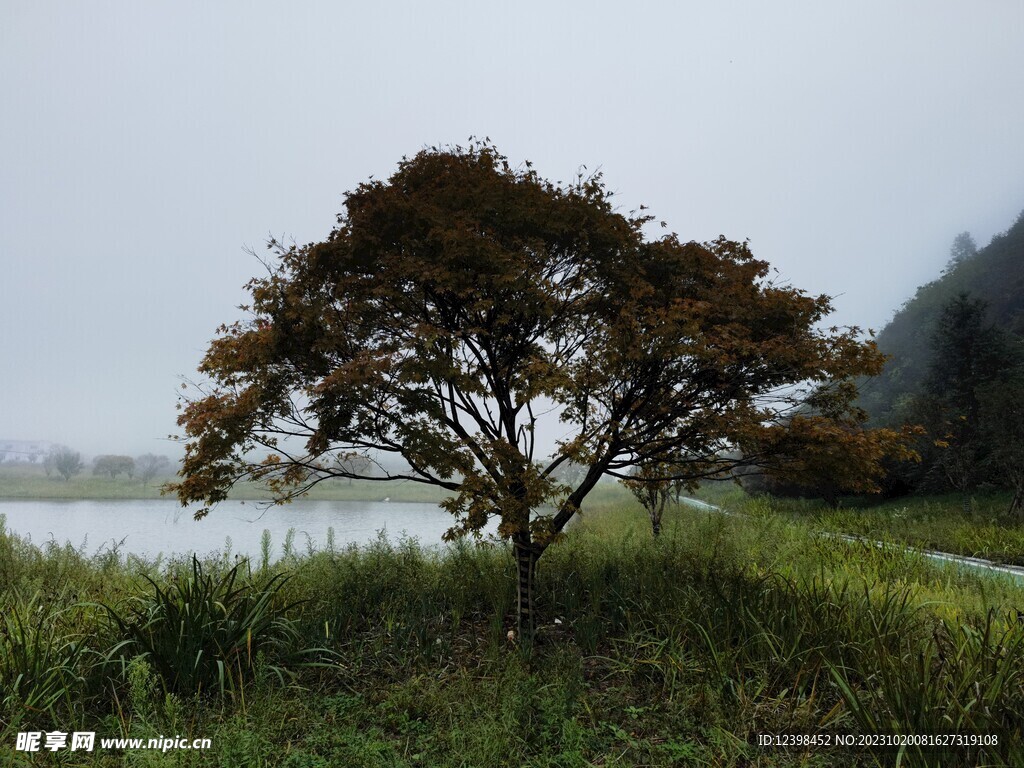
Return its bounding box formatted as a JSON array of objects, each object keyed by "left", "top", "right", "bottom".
[{"left": 2, "top": 1, "right": 1023, "bottom": 457}]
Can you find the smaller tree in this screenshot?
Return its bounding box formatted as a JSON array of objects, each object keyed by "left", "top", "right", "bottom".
[
  {"left": 93, "top": 455, "right": 135, "bottom": 479},
  {"left": 547, "top": 456, "right": 587, "bottom": 489},
  {"left": 136, "top": 453, "right": 171, "bottom": 485},
  {"left": 622, "top": 462, "right": 675, "bottom": 536},
  {"left": 49, "top": 446, "right": 83, "bottom": 482},
  {"left": 334, "top": 452, "right": 373, "bottom": 485}
]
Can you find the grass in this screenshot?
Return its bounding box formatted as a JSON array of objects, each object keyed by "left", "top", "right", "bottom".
[
  {"left": 703, "top": 484, "right": 1024, "bottom": 566},
  {"left": 1, "top": 491, "right": 1023, "bottom": 766}
]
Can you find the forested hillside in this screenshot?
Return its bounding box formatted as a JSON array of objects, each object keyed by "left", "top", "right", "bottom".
[
  {"left": 860, "top": 210, "right": 1024, "bottom": 425},
  {"left": 814, "top": 207, "right": 1024, "bottom": 509}
]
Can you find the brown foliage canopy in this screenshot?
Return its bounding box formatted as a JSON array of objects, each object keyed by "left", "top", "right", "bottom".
[{"left": 172, "top": 143, "right": 894, "bottom": 549}]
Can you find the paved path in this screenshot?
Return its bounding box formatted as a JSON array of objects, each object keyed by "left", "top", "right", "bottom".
[{"left": 679, "top": 497, "right": 1024, "bottom": 583}]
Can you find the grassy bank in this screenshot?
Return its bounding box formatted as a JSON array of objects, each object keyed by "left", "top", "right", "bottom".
[
  {"left": 0, "top": 465, "right": 451, "bottom": 504},
  {"left": 2, "top": 495, "right": 1023, "bottom": 766},
  {"left": 702, "top": 484, "right": 1024, "bottom": 566}
]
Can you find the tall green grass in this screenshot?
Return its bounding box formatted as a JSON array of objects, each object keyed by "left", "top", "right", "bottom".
[
  {"left": 0, "top": 590, "right": 86, "bottom": 730},
  {"left": 831, "top": 608, "right": 1024, "bottom": 767},
  {"left": 1, "top": 499, "right": 1023, "bottom": 765},
  {"left": 721, "top": 489, "right": 1024, "bottom": 566}
]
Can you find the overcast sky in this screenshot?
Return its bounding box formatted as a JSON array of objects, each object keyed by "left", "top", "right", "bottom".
[{"left": 2, "top": 1, "right": 1024, "bottom": 457}]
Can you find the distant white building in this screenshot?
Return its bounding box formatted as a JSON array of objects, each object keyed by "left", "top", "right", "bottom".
[{"left": 0, "top": 439, "right": 57, "bottom": 464}]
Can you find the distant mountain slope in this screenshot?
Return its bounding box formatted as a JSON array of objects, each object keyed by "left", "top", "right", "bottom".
[{"left": 860, "top": 209, "right": 1024, "bottom": 424}]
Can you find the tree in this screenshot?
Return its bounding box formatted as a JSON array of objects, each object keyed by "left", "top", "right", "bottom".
[
  {"left": 622, "top": 462, "right": 675, "bottom": 536},
  {"left": 749, "top": 407, "right": 919, "bottom": 507},
  {"left": 171, "top": 143, "right": 892, "bottom": 641},
  {"left": 136, "top": 453, "right": 170, "bottom": 485},
  {"left": 926, "top": 294, "right": 1010, "bottom": 408},
  {"left": 335, "top": 452, "right": 373, "bottom": 485},
  {"left": 915, "top": 293, "right": 1015, "bottom": 507},
  {"left": 48, "top": 446, "right": 83, "bottom": 482},
  {"left": 943, "top": 231, "right": 977, "bottom": 273},
  {"left": 740, "top": 375, "right": 918, "bottom": 506},
  {"left": 545, "top": 455, "right": 587, "bottom": 488},
  {"left": 92, "top": 455, "right": 135, "bottom": 479},
  {"left": 978, "top": 367, "right": 1024, "bottom": 516}
]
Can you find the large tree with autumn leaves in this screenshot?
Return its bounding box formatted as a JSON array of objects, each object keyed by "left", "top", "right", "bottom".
[{"left": 172, "top": 143, "right": 901, "bottom": 641}]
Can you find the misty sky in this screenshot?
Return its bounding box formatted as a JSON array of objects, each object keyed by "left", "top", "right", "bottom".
[{"left": 2, "top": 1, "right": 1024, "bottom": 457}]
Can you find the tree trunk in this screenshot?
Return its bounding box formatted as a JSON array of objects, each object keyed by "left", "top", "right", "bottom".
[
  {"left": 513, "top": 532, "right": 538, "bottom": 644},
  {"left": 650, "top": 516, "right": 661, "bottom": 537},
  {"left": 1009, "top": 485, "right": 1024, "bottom": 517}
]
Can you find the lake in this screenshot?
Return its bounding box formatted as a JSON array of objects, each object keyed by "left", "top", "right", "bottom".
[{"left": 0, "top": 498, "right": 494, "bottom": 560}]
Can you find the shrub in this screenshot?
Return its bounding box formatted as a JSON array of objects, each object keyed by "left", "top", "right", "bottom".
[{"left": 104, "top": 557, "right": 300, "bottom": 696}]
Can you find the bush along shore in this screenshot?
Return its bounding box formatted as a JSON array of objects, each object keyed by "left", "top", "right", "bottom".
[{"left": 2, "top": 500, "right": 1024, "bottom": 767}]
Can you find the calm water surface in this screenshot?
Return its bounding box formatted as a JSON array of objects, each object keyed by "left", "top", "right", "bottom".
[{"left": 0, "top": 499, "right": 493, "bottom": 560}]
